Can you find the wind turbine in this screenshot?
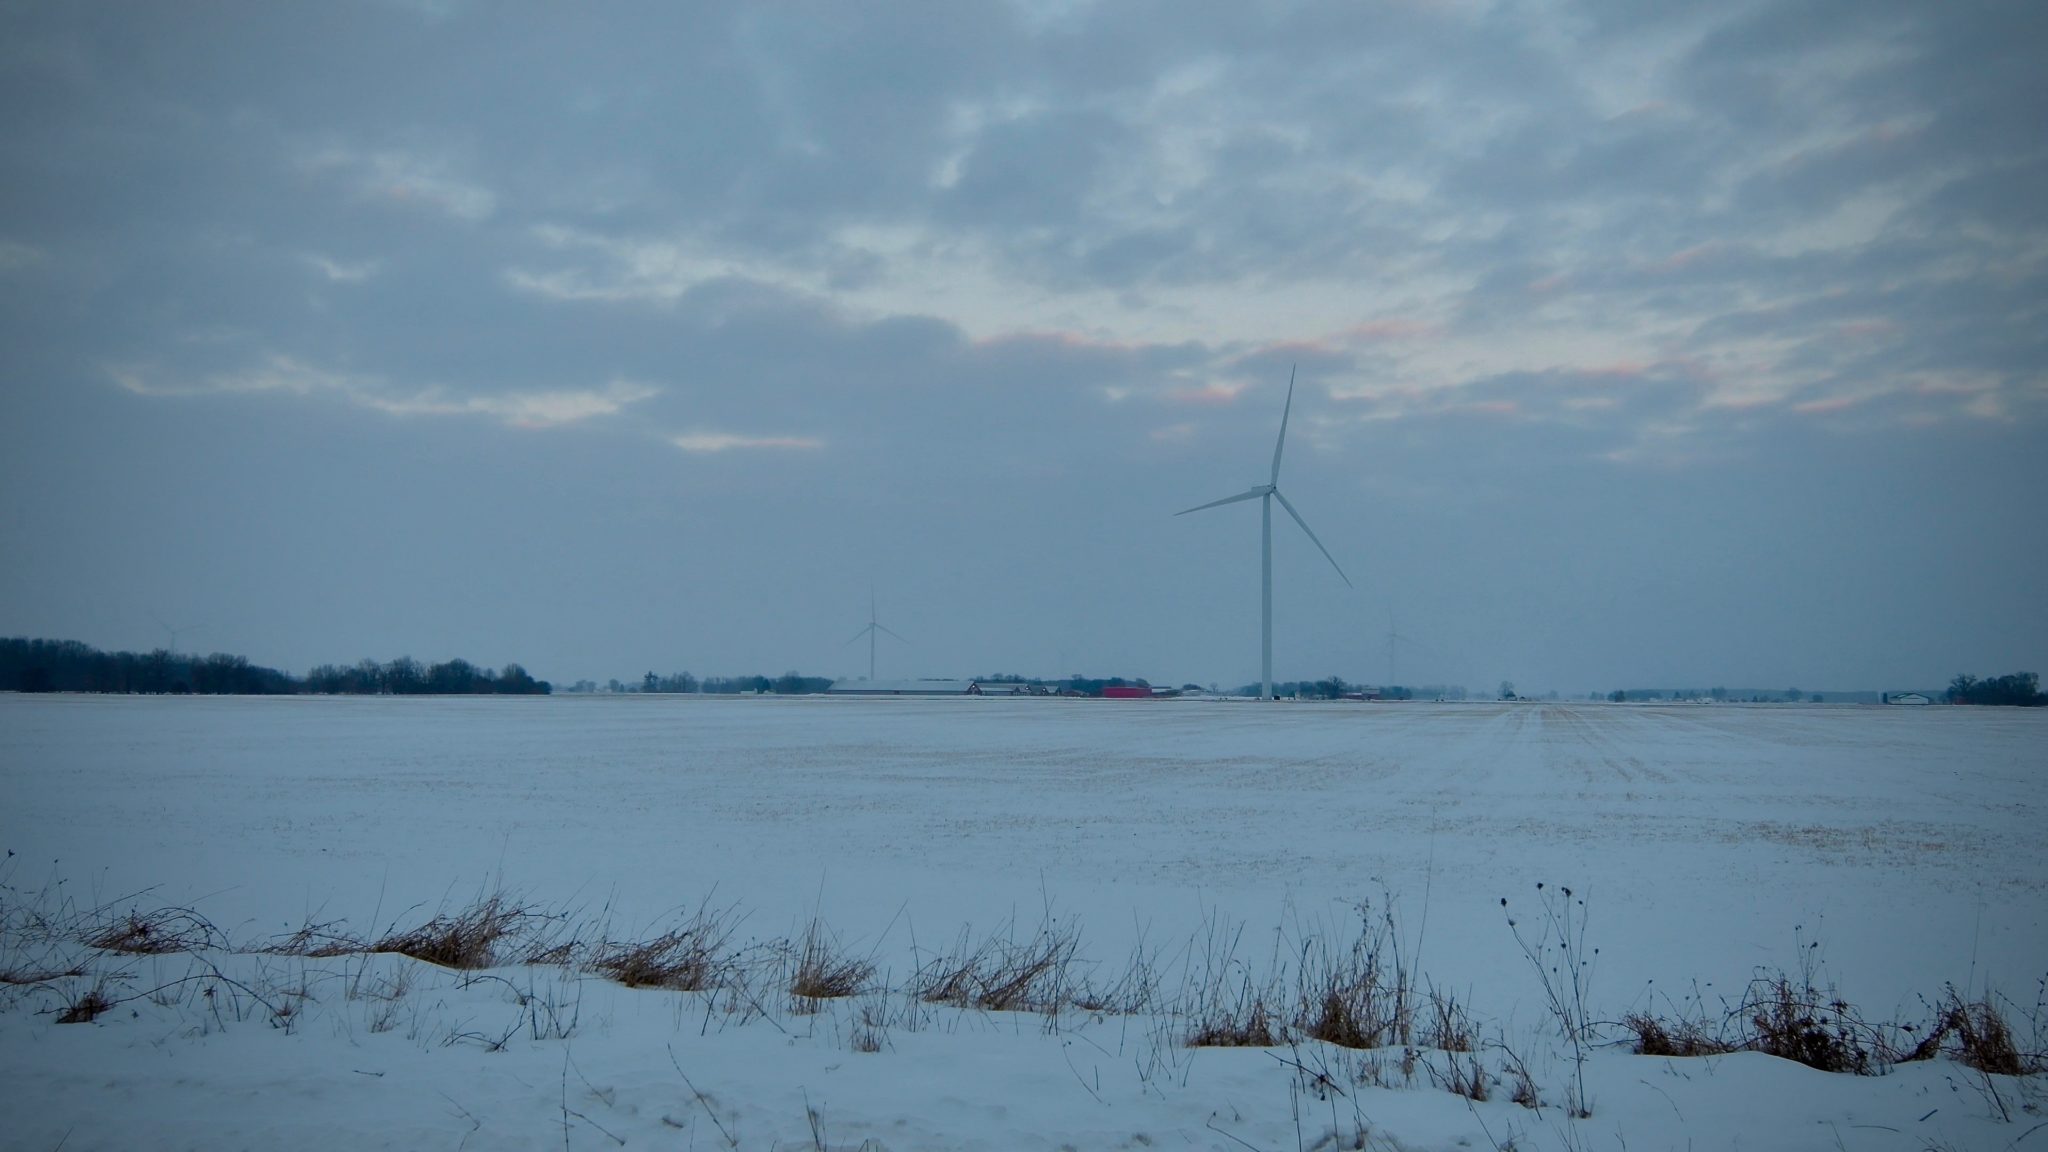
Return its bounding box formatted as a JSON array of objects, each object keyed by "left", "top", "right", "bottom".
[
  {"left": 1176, "top": 366, "right": 1351, "bottom": 701},
  {"left": 1385, "top": 607, "right": 1421, "bottom": 689},
  {"left": 150, "top": 611, "right": 202, "bottom": 655},
  {"left": 843, "top": 592, "right": 907, "bottom": 681}
]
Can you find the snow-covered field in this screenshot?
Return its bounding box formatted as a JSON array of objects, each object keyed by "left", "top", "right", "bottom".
[{"left": 1, "top": 695, "right": 2042, "bottom": 1150}]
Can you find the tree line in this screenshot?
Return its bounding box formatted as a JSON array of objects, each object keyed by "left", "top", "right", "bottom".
[
  {"left": 2, "top": 638, "right": 549, "bottom": 696},
  {"left": 565, "top": 672, "right": 836, "bottom": 695},
  {"left": 1946, "top": 672, "right": 2043, "bottom": 706}
]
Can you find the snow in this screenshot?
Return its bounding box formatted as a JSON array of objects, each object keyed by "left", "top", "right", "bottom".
[{"left": 1, "top": 695, "right": 2042, "bottom": 1149}]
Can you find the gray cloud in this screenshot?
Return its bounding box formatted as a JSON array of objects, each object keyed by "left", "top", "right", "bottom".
[{"left": 2, "top": 0, "right": 2042, "bottom": 690}]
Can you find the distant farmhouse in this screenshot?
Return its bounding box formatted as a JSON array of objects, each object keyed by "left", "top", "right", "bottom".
[{"left": 1883, "top": 692, "right": 1932, "bottom": 705}]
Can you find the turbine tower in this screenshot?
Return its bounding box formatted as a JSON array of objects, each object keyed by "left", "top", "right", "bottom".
[
  {"left": 1386, "top": 607, "right": 1419, "bottom": 689},
  {"left": 1176, "top": 366, "right": 1351, "bottom": 700},
  {"left": 844, "top": 591, "right": 906, "bottom": 681}
]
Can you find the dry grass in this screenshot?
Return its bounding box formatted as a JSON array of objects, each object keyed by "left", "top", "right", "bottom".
[
  {"left": 84, "top": 907, "right": 224, "bottom": 955},
  {"left": 592, "top": 904, "right": 740, "bottom": 991},
  {"left": 1186, "top": 985, "right": 1282, "bottom": 1047},
  {"left": 1896, "top": 987, "right": 2035, "bottom": 1076},
  {"left": 0, "top": 961, "right": 89, "bottom": 985},
  {"left": 1296, "top": 906, "right": 1410, "bottom": 1051},
  {"left": 1622, "top": 1011, "right": 1735, "bottom": 1057},
  {"left": 56, "top": 980, "right": 113, "bottom": 1024},
  {"left": 1497, "top": 1037, "right": 1542, "bottom": 1110},
  {"left": 1424, "top": 1051, "right": 1489, "bottom": 1101},
  {"left": 374, "top": 893, "right": 531, "bottom": 970},
  {"left": 261, "top": 918, "right": 368, "bottom": 958},
  {"left": 1073, "top": 933, "right": 1162, "bottom": 1016},
  {"left": 789, "top": 919, "right": 874, "bottom": 1009},
  {"left": 915, "top": 918, "right": 1080, "bottom": 1013},
  {"left": 1420, "top": 983, "right": 1474, "bottom": 1053},
  {"left": 1184, "top": 915, "right": 1287, "bottom": 1048},
  {"left": 1738, "top": 973, "right": 1875, "bottom": 1074},
  {"left": 7, "top": 857, "right": 2044, "bottom": 1112}
]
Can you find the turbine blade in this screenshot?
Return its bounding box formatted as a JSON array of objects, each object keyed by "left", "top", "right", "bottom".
[
  {"left": 1273, "top": 488, "right": 1352, "bottom": 588},
  {"left": 1174, "top": 487, "right": 1266, "bottom": 516},
  {"left": 1270, "top": 364, "right": 1295, "bottom": 484},
  {"left": 844, "top": 625, "right": 873, "bottom": 646},
  {"left": 875, "top": 623, "right": 909, "bottom": 643}
]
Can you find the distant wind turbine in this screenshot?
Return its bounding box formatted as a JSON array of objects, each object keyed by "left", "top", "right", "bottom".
[
  {"left": 1385, "top": 607, "right": 1422, "bottom": 688},
  {"left": 1175, "top": 366, "right": 1351, "bottom": 701},
  {"left": 150, "top": 611, "right": 202, "bottom": 655},
  {"left": 843, "top": 592, "right": 907, "bottom": 681}
]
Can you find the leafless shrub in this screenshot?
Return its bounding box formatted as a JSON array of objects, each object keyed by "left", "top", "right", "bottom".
[
  {"left": 1897, "top": 986, "right": 2034, "bottom": 1076},
  {"left": 375, "top": 893, "right": 533, "bottom": 970},
  {"left": 1502, "top": 883, "right": 1596, "bottom": 1116},
  {"left": 261, "top": 918, "right": 367, "bottom": 958},
  {"left": 1950, "top": 992, "right": 2027, "bottom": 1076},
  {"left": 84, "top": 906, "right": 224, "bottom": 955},
  {"left": 1621, "top": 1011, "right": 1735, "bottom": 1057},
  {"left": 1737, "top": 972, "right": 1876, "bottom": 1074}
]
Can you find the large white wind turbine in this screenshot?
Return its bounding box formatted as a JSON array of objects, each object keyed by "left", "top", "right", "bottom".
[
  {"left": 1176, "top": 367, "right": 1351, "bottom": 700},
  {"left": 844, "top": 591, "right": 907, "bottom": 681}
]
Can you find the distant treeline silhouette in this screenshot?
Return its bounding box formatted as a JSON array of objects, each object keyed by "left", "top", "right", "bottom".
[
  {"left": 1946, "top": 672, "right": 2043, "bottom": 706},
  {"left": 1232, "top": 678, "right": 1458, "bottom": 700},
  {"left": 571, "top": 671, "right": 1171, "bottom": 696},
  {"left": 568, "top": 672, "right": 839, "bottom": 695},
  {"left": 2, "top": 638, "right": 549, "bottom": 696}
]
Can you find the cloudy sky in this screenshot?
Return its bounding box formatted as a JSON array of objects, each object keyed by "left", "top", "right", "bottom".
[{"left": 2, "top": 0, "right": 2042, "bottom": 693}]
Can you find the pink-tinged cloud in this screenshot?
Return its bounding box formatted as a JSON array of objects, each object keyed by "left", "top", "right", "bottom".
[
  {"left": 1150, "top": 422, "right": 1198, "bottom": 443},
  {"left": 1458, "top": 399, "right": 1520, "bottom": 417},
  {"left": 973, "top": 329, "right": 1147, "bottom": 356},
  {"left": 671, "top": 431, "right": 824, "bottom": 453},
  {"left": 1165, "top": 382, "right": 1245, "bottom": 406},
  {"left": 1343, "top": 318, "right": 1439, "bottom": 342},
  {"left": 1866, "top": 120, "right": 1924, "bottom": 146},
  {"left": 1698, "top": 388, "right": 1781, "bottom": 411},
  {"left": 1659, "top": 243, "right": 1718, "bottom": 271},
  {"left": 1527, "top": 273, "right": 1568, "bottom": 294},
  {"left": 1581, "top": 360, "right": 1652, "bottom": 380},
  {"left": 1792, "top": 395, "right": 1861, "bottom": 415}
]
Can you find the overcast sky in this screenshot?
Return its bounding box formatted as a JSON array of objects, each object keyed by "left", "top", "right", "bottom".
[{"left": 2, "top": 0, "right": 2043, "bottom": 693}]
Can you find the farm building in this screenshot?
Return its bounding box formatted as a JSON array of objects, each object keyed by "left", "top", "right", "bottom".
[
  {"left": 828, "top": 679, "right": 987, "bottom": 696},
  {"left": 1884, "top": 692, "right": 1932, "bottom": 705}
]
